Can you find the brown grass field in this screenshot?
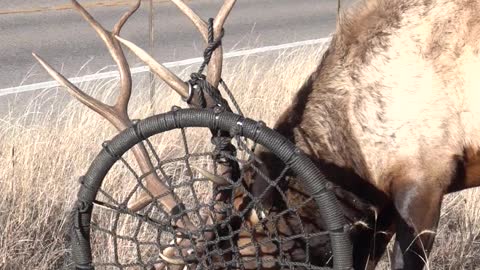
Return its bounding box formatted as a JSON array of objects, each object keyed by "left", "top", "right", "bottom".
[{"left": 0, "top": 45, "right": 479, "bottom": 269}]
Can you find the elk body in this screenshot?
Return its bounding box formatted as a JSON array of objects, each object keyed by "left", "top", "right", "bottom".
[{"left": 252, "top": 0, "right": 480, "bottom": 269}]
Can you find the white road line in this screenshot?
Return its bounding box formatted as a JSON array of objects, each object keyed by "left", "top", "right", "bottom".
[{"left": 0, "top": 37, "right": 331, "bottom": 97}]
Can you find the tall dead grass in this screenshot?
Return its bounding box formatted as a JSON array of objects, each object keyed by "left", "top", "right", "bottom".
[{"left": 0, "top": 45, "right": 478, "bottom": 269}]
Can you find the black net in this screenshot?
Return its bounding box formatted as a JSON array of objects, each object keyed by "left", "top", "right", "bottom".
[{"left": 83, "top": 124, "right": 334, "bottom": 270}]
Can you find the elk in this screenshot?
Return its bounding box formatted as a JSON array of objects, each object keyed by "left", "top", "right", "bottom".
[
  {"left": 33, "top": 0, "right": 480, "bottom": 269},
  {"left": 246, "top": 0, "right": 480, "bottom": 269}
]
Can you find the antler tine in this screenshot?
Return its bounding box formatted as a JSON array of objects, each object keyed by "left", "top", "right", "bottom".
[
  {"left": 169, "top": 0, "right": 235, "bottom": 56},
  {"left": 213, "top": 0, "right": 236, "bottom": 33},
  {"left": 115, "top": 36, "right": 189, "bottom": 99},
  {"left": 207, "top": 0, "right": 236, "bottom": 88},
  {"left": 172, "top": 0, "right": 237, "bottom": 88},
  {"left": 32, "top": 53, "right": 127, "bottom": 128},
  {"left": 113, "top": 0, "right": 141, "bottom": 36},
  {"left": 170, "top": 0, "right": 208, "bottom": 41},
  {"left": 71, "top": 0, "right": 139, "bottom": 116}
]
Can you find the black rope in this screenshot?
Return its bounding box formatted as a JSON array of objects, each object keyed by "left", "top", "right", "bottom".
[
  {"left": 197, "top": 18, "right": 224, "bottom": 75},
  {"left": 182, "top": 20, "right": 244, "bottom": 231},
  {"left": 185, "top": 18, "right": 244, "bottom": 116},
  {"left": 220, "top": 78, "right": 243, "bottom": 116}
]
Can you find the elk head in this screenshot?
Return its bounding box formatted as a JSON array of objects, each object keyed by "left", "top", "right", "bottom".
[{"left": 33, "top": 0, "right": 237, "bottom": 267}]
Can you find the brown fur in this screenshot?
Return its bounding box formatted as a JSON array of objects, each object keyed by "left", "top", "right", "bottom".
[
  {"left": 464, "top": 149, "right": 480, "bottom": 188},
  {"left": 254, "top": 0, "right": 480, "bottom": 269}
]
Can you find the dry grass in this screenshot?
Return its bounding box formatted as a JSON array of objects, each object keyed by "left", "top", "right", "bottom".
[{"left": 0, "top": 45, "right": 479, "bottom": 269}]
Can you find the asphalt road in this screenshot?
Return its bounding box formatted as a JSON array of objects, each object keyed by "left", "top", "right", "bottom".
[
  {"left": 0, "top": 0, "right": 357, "bottom": 117},
  {"left": 0, "top": 0, "right": 352, "bottom": 89}
]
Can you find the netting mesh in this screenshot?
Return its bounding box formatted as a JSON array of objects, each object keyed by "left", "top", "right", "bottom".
[{"left": 85, "top": 123, "right": 336, "bottom": 270}]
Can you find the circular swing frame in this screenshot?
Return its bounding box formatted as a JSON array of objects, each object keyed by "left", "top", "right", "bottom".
[{"left": 70, "top": 108, "right": 353, "bottom": 270}]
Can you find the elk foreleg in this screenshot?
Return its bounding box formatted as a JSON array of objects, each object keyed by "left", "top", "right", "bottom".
[
  {"left": 390, "top": 180, "right": 444, "bottom": 270},
  {"left": 350, "top": 207, "right": 395, "bottom": 270}
]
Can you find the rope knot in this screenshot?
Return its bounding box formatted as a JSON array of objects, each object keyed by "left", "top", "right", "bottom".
[{"left": 197, "top": 18, "right": 225, "bottom": 75}]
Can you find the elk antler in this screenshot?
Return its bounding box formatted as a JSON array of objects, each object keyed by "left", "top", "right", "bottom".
[
  {"left": 118, "top": 0, "right": 236, "bottom": 90},
  {"left": 34, "top": 0, "right": 237, "bottom": 266},
  {"left": 32, "top": 0, "right": 191, "bottom": 220},
  {"left": 34, "top": 0, "right": 239, "bottom": 266},
  {"left": 115, "top": 0, "right": 237, "bottom": 211}
]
